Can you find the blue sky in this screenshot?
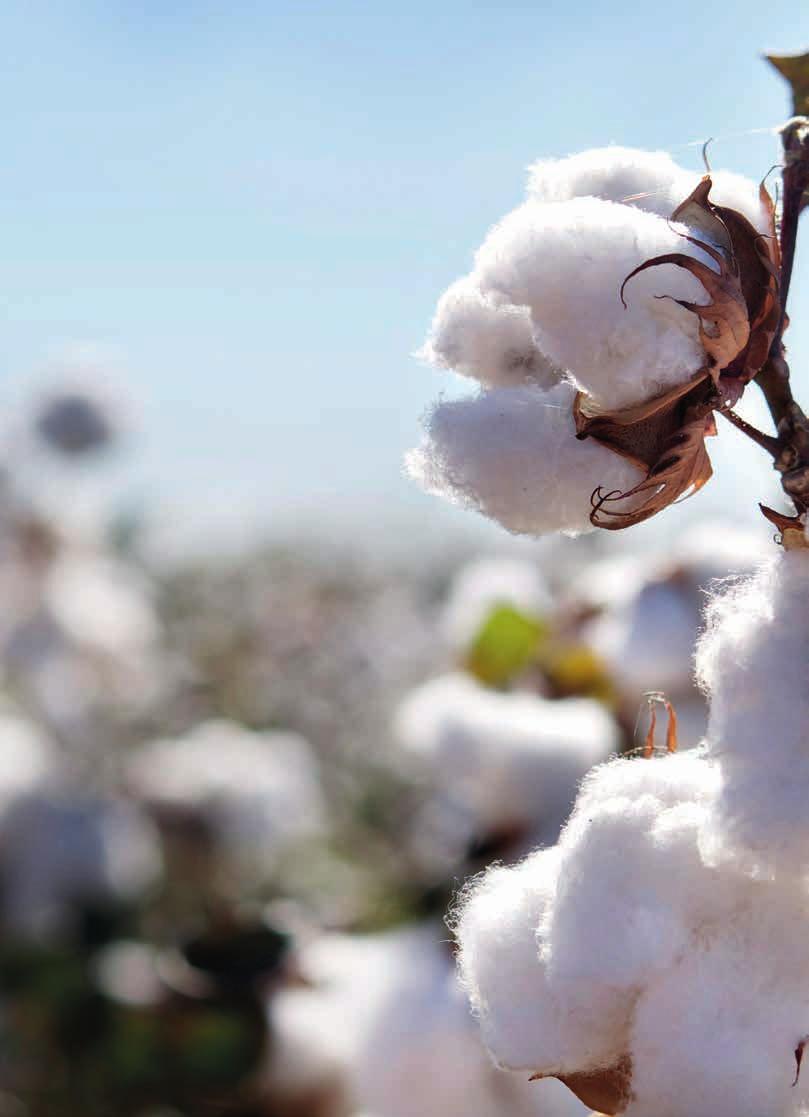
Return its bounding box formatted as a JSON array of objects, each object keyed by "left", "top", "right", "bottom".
[{"left": 1, "top": 1, "right": 808, "bottom": 551}]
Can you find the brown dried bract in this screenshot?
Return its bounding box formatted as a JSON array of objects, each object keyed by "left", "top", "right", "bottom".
[
  {"left": 531, "top": 1056, "right": 632, "bottom": 1114},
  {"left": 576, "top": 177, "right": 780, "bottom": 530},
  {"left": 574, "top": 373, "right": 717, "bottom": 529}
]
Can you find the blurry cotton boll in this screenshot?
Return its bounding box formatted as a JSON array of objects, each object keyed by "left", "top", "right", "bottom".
[
  {"left": 394, "top": 671, "right": 618, "bottom": 850},
  {"left": 419, "top": 275, "right": 562, "bottom": 390},
  {"left": 407, "top": 382, "right": 645, "bottom": 537},
  {"left": 355, "top": 921, "right": 586, "bottom": 1117},
  {"left": 0, "top": 713, "right": 60, "bottom": 806},
  {"left": 440, "top": 555, "right": 550, "bottom": 652},
  {"left": 44, "top": 555, "right": 159, "bottom": 659},
  {"left": 29, "top": 369, "right": 132, "bottom": 457},
  {"left": 265, "top": 932, "right": 394, "bottom": 1117},
  {"left": 126, "top": 720, "right": 326, "bottom": 872},
  {"left": 0, "top": 792, "right": 161, "bottom": 939}
]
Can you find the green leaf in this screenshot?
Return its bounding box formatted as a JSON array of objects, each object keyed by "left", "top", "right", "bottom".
[
  {"left": 464, "top": 605, "right": 547, "bottom": 687},
  {"left": 767, "top": 50, "right": 809, "bottom": 115}
]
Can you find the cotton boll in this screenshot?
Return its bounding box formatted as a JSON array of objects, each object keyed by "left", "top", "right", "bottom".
[
  {"left": 626, "top": 889, "right": 809, "bottom": 1117},
  {"left": 697, "top": 551, "right": 809, "bottom": 878},
  {"left": 356, "top": 919, "right": 586, "bottom": 1117},
  {"left": 441, "top": 556, "right": 551, "bottom": 652},
  {"left": 0, "top": 714, "right": 59, "bottom": 805},
  {"left": 127, "top": 720, "right": 326, "bottom": 867},
  {"left": 545, "top": 758, "right": 726, "bottom": 999},
  {"left": 455, "top": 847, "right": 628, "bottom": 1077},
  {"left": 407, "top": 382, "right": 645, "bottom": 537},
  {"left": 394, "top": 672, "right": 619, "bottom": 843},
  {"left": 527, "top": 146, "right": 689, "bottom": 218},
  {"left": 475, "top": 197, "right": 714, "bottom": 409},
  {"left": 584, "top": 577, "right": 699, "bottom": 696},
  {"left": 420, "top": 276, "right": 562, "bottom": 389}
]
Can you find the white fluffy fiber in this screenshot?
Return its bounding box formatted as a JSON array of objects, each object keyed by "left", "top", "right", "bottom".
[
  {"left": 420, "top": 276, "right": 562, "bottom": 390},
  {"left": 394, "top": 671, "right": 618, "bottom": 842},
  {"left": 441, "top": 556, "right": 550, "bottom": 651},
  {"left": 455, "top": 550, "right": 809, "bottom": 1116},
  {"left": 411, "top": 147, "right": 766, "bottom": 534},
  {"left": 475, "top": 196, "right": 712, "bottom": 410},
  {"left": 697, "top": 550, "right": 809, "bottom": 878},
  {"left": 406, "top": 382, "right": 645, "bottom": 537}
]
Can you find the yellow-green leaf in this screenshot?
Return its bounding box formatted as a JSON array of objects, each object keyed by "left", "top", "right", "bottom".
[{"left": 464, "top": 605, "right": 547, "bottom": 687}]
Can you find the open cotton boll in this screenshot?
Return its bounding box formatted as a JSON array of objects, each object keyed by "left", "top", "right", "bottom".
[
  {"left": 394, "top": 671, "right": 619, "bottom": 842},
  {"left": 527, "top": 146, "right": 689, "bottom": 218},
  {"left": 626, "top": 889, "right": 809, "bottom": 1117},
  {"left": 697, "top": 551, "right": 809, "bottom": 877},
  {"left": 455, "top": 847, "right": 627, "bottom": 1077},
  {"left": 475, "top": 197, "right": 714, "bottom": 409},
  {"left": 407, "top": 382, "right": 645, "bottom": 536},
  {"left": 441, "top": 555, "right": 551, "bottom": 652},
  {"left": 545, "top": 758, "right": 725, "bottom": 999},
  {"left": 420, "top": 276, "right": 562, "bottom": 389},
  {"left": 127, "top": 720, "right": 326, "bottom": 863},
  {"left": 0, "top": 714, "right": 59, "bottom": 806},
  {"left": 356, "top": 919, "right": 586, "bottom": 1117}
]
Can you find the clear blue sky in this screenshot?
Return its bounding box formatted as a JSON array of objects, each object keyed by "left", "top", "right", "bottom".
[{"left": 1, "top": 1, "right": 807, "bottom": 551}]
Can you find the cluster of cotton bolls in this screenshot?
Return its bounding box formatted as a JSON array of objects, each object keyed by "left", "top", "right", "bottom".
[
  {"left": 454, "top": 547, "right": 809, "bottom": 1117},
  {"left": 408, "top": 146, "right": 770, "bottom": 535}
]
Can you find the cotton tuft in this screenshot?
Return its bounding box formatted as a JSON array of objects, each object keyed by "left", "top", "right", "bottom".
[{"left": 407, "top": 382, "right": 645, "bottom": 537}]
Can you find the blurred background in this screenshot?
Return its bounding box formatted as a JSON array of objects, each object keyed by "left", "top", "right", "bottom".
[{"left": 0, "top": 3, "right": 805, "bottom": 1115}]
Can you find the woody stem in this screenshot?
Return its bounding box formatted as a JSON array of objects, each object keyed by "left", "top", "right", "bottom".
[{"left": 754, "top": 117, "right": 809, "bottom": 513}]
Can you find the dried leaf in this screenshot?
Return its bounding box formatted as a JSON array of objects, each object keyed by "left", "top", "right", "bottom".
[
  {"left": 793, "top": 1035, "right": 809, "bottom": 1087},
  {"left": 767, "top": 51, "right": 809, "bottom": 116},
  {"left": 531, "top": 1057, "right": 632, "bottom": 1115}
]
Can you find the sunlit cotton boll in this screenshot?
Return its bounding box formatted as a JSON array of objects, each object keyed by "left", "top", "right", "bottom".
[
  {"left": 126, "top": 719, "right": 326, "bottom": 868},
  {"left": 407, "top": 382, "right": 645, "bottom": 537},
  {"left": 526, "top": 146, "right": 770, "bottom": 235},
  {"left": 454, "top": 751, "right": 723, "bottom": 1082},
  {"left": 441, "top": 555, "right": 551, "bottom": 652},
  {"left": 697, "top": 550, "right": 809, "bottom": 878},
  {"left": 394, "top": 671, "right": 618, "bottom": 846},
  {"left": 474, "top": 196, "right": 715, "bottom": 410},
  {"left": 419, "top": 275, "right": 563, "bottom": 389},
  {"left": 355, "top": 920, "right": 587, "bottom": 1117}
]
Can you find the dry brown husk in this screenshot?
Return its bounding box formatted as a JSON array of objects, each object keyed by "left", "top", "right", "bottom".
[
  {"left": 532, "top": 1056, "right": 632, "bottom": 1114},
  {"left": 575, "top": 176, "right": 780, "bottom": 529}
]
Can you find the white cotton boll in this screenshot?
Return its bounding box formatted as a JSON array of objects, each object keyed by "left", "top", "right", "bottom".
[
  {"left": 527, "top": 146, "right": 689, "bottom": 218},
  {"left": 126, "top": 720, "right": 326, "bottom": 864},
  {"left": 407, "top": 382, "right": 645, "bottom": 537},
  {"left": 456, "top": 847, "right": 628, "bottom": 1077},
  {"left": 0, "top": 714, "right": 59, "bottom": 805},
  {"left": 475, "top": 197, "right": 713, "bottom": 409},
  {"left": 626, "top": 890, "right": 809, "bottom": 1117},
  {"left": 584, "top": 578, "right": 699, "bottom": 697},
  {"left": 356, "top": 919, "right": 586, "bottom": 1117},
  {"left": 394, "top": 672, "right": 619, "bottom": 841},
  {"left": 44, "top": 555, "right": 159, "bottom": 657},
  {"left": 441, "top": 556, "right": 551, "bottom": 652},
  {"left": 420, "top": 276, "right": 562, "bottom": 389},
  {"left": 545, "top": 761, "right": 726, "bottom": 998},
  {"left": 697, "top": 551, "right": 809, "bottom": 878}
]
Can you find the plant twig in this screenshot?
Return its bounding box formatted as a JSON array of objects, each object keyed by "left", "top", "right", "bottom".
[{"left": 718, "top": 408, "right": 780, "bottom": 456}]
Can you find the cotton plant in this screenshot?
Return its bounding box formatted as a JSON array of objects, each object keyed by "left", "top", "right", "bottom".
[{"left": 407, "top": 51, "right": 809, "bottom": 1117}]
